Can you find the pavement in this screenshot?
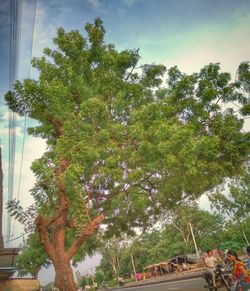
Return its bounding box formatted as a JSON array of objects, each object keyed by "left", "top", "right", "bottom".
[
  {"left": 107, "top": 268, "right": 206, "bottom": 290},
  {"left": 111, "top": 277, "right": 219, "bottom": 291}
]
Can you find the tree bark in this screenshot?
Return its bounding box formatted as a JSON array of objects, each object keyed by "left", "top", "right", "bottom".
[
  {"left": 36, "top": 211, "right": 104, "bottom": 291},
  {"left": 37, "top": 217, "right": 77, "bottom": 291},
  {"left": 35, "top": 157, "right": 104, "bottom": 290},
  {"left": 54, "top": 257, "right": 76, "bottom": 291}
]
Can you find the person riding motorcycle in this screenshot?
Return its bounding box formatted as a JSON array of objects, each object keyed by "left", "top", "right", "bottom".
[
  {"left": 204, "top": 250, "right": 218, "bottom": 289},
  {"left": 227, "top": 250, "right": 250, "bottom": 291}
]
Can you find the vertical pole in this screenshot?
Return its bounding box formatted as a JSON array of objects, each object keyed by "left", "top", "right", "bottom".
[
  {"left": 189, "top": 222, "right": 200, "bottom": 259},
  {"left": 242, "top": 230, "right": 249, "bottom": 245},
  {"left": 117, "top": 256, "right": 120, "bottom": 270},
  {"left": 130, "top": 253, "right": 137, "bottom": 281}
]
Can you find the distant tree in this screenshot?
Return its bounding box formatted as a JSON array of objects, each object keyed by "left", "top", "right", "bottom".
[
  {"left": 95, "top": 270, "right": 105, "bottom": 285},
  {"left": 78, "top": 275, "right": 92, "bottom": 288},
  {"left": 97, "top": 207, "right": 232, "bottom": 278},
  {"left": 217, "top": 219, "right": 250, "bottom": 251},
  {"left": 237, "top": 62, "right": 250, "bottom": 116},
  {"left": 118, "top": 238, "right": 149, "bottom": 276},
  {"left": 98, "top": 235, "right": 151, "bottom": 279},
  {"left": 98, "top": 237, "right": 126, "bottom": 279},
  {"left": 41, "top": 282, "right": 54, "bottom": 291},
  {"left": 5, "top": 18, "right": 249, "bottom": 291},
  {"left": 210, "top": 165, "right": 250, "bottom": 244},
  {"left": 96, "top": 255, "right": 114, "bottom": 282},
  {"left": 165, "top": 202, "right": 224, "bottom": 250}
]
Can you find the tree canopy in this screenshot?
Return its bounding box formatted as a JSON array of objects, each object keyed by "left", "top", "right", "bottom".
[{"left": 5, "top": 18, "right": 250, "bottom": 290}]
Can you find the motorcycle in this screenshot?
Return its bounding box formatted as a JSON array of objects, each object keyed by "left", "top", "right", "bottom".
[
  {"left": 118, "top": 277, "right": 125, "bottom": 287},
  {"left": 204, "top": 264, "right": 232, "bottom": 291}
]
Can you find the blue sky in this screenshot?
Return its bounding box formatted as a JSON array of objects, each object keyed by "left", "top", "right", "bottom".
[{"left": 0, "top": 0, "right": 250, "bottom": 284}]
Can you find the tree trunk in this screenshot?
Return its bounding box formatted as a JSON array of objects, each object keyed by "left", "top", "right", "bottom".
[
  {"left": 34, "top": 156, "right": 104, "bottom": 291},
  {"left": 242, "top": 229, "right": 249, "bottom": 245},
  {"left": 36, "top": 210, "right": 104, "bottom": 291},
  {"left": 54, "top": 258, "right": 76, "bottom": 291}
]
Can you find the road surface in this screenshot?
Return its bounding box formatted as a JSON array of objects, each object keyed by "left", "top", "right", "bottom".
[{"left": 113, "top": 277, "right": 228, "bottom": 291}]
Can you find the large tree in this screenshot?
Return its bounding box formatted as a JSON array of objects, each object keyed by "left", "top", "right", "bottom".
[{"left": 5, "top": 19, "right": 249, "bottom": 290}]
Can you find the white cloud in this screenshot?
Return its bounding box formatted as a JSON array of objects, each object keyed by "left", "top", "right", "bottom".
[
  {"left": 0, "top": 126, "right": 23, "bottom": 138},
  {"left": 86, "top": 0, "right": 102, "bottom": 8},
  {"left": 12, "top": 137, "right": 47, "bottom": 208},
  {"left": 32, "top": 4, "right": 55, "bottom": 57},
  {"left": 29, "top": 2, "right": 56, "bottom": 78},
  {"left": 2, "top": 136, "right": 46, "bottom": 245},
  {"left": 198, "top": 194, "right": 211, "bottom": 212},
  {"left": 161, "top": 19, "right": 250, "bottom": 132},
  {"left": 122, "top": 0, "right": 143, "bottom": 7},
  {"left": 18, "top": 0, "right": 37, "bottom": 79},
  {"left": 162, "top": 17, "right": 250, "bottom": 76},
  {"left": 2, "top": 111, "right": 23, "bottom": 121}
]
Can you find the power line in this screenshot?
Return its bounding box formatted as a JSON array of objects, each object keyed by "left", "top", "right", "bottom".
[
  {"left": 11, "top": 0, "right": 37, "bottom": 238},
  {"left": 6, "top": 232, "right": 28, "bottom": 243},
  {"left": 7, "top": 0, "right": 23, "bottom": 240},
  {"left": 11, "top": 0, "right": 37, "bottom": 239}
]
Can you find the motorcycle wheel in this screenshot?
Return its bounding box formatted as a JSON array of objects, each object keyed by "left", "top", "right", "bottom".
[{"left": 221, "top": 276, "right": 231, "bottom": 291}]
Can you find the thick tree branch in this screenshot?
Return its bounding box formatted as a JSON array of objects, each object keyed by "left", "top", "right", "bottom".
[
  {"left": 48, "top": 117, "right": 63, "bottom": 138},
  {"left": 66, "top": 213, "right": 104, "bottom": 260},
  {"left": 125, "top": 64, "right": 137, "bottom": 81},
  {"left": 48, "top": 204, "right": 69, "bottom": 227},
  {"left": 172, "top": 222, "right": 190, "bottom": 243},
  {"left": 66, "top": 219, "right": 77, "bottom": 229},
  {"left": 35, "top": 215, "right": 57, "bottom": 259},
  {"left": 35, "top": 198, "right": 69, "bottom": 230},
  {"left": 53, "top": 159, "right": 70, "bottom": 206}
]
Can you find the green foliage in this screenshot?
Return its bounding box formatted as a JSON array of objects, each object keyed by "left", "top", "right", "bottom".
[
  {"left": 78, "top": 276, "right": 92, "bottom": 288},
  {"left": 216, "top": 217, "right": 250, "bottom": 250},
  {"left": 210, "top": 165, "right": 250, "bottom": 226},
  {"left": 97, "top": 205, "right": 222, "bottom": 279},
  {"left": 16, "top": 233, "right": 50, "bottom": 277},
  {"left": 166, "top": 202, "right": 224, "bottom": 250},
  {"left": 6, "top": 199, "right": 37, "bottom": 233},
  {"left": 41, "top": 282, "right": 54, "bottom": 291},
  {"left": 96, "top": 256, "right": 114, "bottom": 281},
  {"left": 95, "top": 271, "right": 105, "bottom": 285},
  {"left": 237, "top": 62, "right": 250, "bottom": 115}
]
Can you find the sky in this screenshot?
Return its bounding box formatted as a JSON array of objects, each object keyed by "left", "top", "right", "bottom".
[{"left": 0, "top": 0, "right": 250, "bottom": 285}]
